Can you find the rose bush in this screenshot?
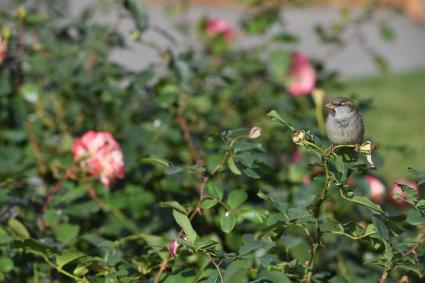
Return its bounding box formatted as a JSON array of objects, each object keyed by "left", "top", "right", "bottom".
[{"left": 0, "top": 1, "right": 423, "bottom": 283}]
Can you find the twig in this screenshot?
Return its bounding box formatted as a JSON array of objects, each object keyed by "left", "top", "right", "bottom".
[
  {"left": 26, "top": 119, "right": 48, "bottom": 175},
  {"left": 43, "top": 164, "right": 75, "bottom": 211},
  {"left": 154, "top": 118, "right": 238, "bottom": 282},
  {"left": 176, "top": 115, "right": 203, "bottom": 166},
  {"left": 206, "top": 253, "right": 225, "bottom": 283},
  {"left": 42, "top": 255, "right": 89, "bottom": 283},
  {"left": 153, "top": 176, "right": 209, "bottom": 283},
  {"left": 303, "top": 149, "right": 332, "bottom": 283},
  {"left": 402, "top": 227, "right": 425, "bottom": 260},
  {"left": 150, "top": 25, "right": 177, "bottom": 44},
  {"left": 379, "top": 267, "right": 390, "bottom": 283},
  {"left": 87, "top": 185, "right": 106, "bottom": 209}
]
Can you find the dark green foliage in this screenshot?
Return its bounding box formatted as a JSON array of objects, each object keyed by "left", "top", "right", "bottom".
[{"left": 0, "top": 1, "right": 423, "bottom": 283}]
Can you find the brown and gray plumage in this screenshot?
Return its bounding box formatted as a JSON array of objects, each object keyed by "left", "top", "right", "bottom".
[{"left": 325, "top": 97, "right": 364, "bottom": 145}]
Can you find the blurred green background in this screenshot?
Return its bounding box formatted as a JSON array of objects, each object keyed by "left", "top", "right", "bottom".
[{"left": 332, "top": 68, "right": 425, "bottom": 180}]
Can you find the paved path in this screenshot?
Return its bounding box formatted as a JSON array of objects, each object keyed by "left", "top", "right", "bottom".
[
  {"left": 108, "top": 4, "right": 425, "bottom": 77},
  {"left": 2, "top": 1, "right": 425, "bottom": 77}
]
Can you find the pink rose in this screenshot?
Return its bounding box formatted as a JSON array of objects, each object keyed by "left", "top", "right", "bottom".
[
  {"left": 168, "top": 239, "right": 179, "bottom": 257},
  {"left": 73, "top": 131, "right": 125, "bottom": 187},
  {"left": 205, "top": 19, "right": 235, "bottom": 43},
  {"left": 287, "top": 52, "right": 316, "bottom": 96},
  {"left": 365, "top": 175, "right": 386, "bottom": 203},
  {"left": 391, "top": 179, "right": 418, "bottom": 205},
  {"left": 0, "top": 36, "right": 7, "bottom": 64}
]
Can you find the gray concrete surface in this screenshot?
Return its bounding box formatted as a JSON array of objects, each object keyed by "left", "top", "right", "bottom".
[
  {"left": 2, "top": 1, "right": 425, "bottom": 77},
  {"left": 104, "top": 4, "right": 425, "bottom": 77}
]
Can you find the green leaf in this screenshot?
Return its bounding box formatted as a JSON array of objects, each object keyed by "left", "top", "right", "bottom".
[
  {"left": 372, "top": 216, "right": 390, "bottom": 242},
  {"left": 7, "top": 218, "right": 30, "bottom": 239},
  {"left": 406, "top": 209, "right": 425, "bottom": 225},
  {"left": 395, "top": 262, "right": 424, "bottom": 278},
  {"left": 281, "top": 234, "right": 302, "bottom": 249},
  {"left": 286, "top": 208, "right": 312, "bottom": 221},
  {"left": 227, "top": 190, "right": 248, "bottom": 209},
  {"left": 123, "top": 0, "right": 149, "bottom": 33},
  {"left": 223, "top": 259, "right": 251, "bottom": 282},
  {"left": 408, "top": 167, "right": 425, "bottom": 185},
  {"left": 269, "top": 50, "right": 290, "bottom": 82},
  {"left": 242, "top": 168, "right": 261, "bottom": 179},
  {"left": 379, "top": 22, "right": 395, "bottom": 42},
  {"left": 158, "top": 201, "right": 187, "bottom": 214},
  {"left": 56, "top": 249, "right": 85, "bottom": 268},
  {"left": 14, "top": 239, "right": 58, "bottom": 258},
  {"left": 233, "top": 141, "right": 264, "bottom": 153},
  {"left": 267, "top": 110, "right": 295, "bottom": 130},
  {"left": 339, "top": 189, "right": 384, "bottom": 214},
  {"left": 239, "top": 235, "right": 275, "bottom": 255},
  {"left": 416, "top": 199, "right": 425, "bottom": 209},
  {"left": 140, "top": 156, "right": 170, "bottom": 167},
  {"left": 172, "top": 210, "right": 198, "bottom": 243},
  {"left": 258, "top": 269, "right": 292, "bottom": 283},
  {"left": 171, "top": 56, "right": 193, "bottom": 87},
  {"left": 273, "top": 32, "right": 299, "bottom": 44},
  {"left": 372, "top": 53, "right": 389, "bottom": 74},
  {"left": 220, "top": 211, "right": 236, "bottom": 233},
  {"left": 399, "top": 184, "right": 418, "bottom": 203},
  {"left": 227, "top": 156, "right": 242, "bottom": 175},
  {"left": 194, "top": 239, "right": 218, "bottom": 251},
  {"left": 54, "top": 223, "right": 80, "bottom": 245},
  {"left": 200, "top": 198, "right": 218, "bottom": 209},
  {"left": 19, "top": 84, "right": 40, "bottom": 103},
  {"left": 0, "top": 258, "right": 14, "bottom": 273},
  {"left": 242, "top": 9, "right": 280, "bottom": 34},
  {"left": 73, "top": 265, "right": 89, "bottom": 276},
  {"left": 238, "top": 152, "right": 256, "bottom": 167},
  {"left": 207, "top": 182, "right": 224, "bottom": 201}
]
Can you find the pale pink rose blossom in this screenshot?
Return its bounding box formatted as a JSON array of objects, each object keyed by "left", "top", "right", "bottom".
[
  {"left": 205, "top": 19, "right": 235, "bottom": 42},
  {"left": 0, "top": 36, "right": 7, "bottom": 64},
  {"left": 287, "top": 52, "right": 316, "bottom": 96},
  {"left": 365, "top": 175, "right": 386, "bottom": 203},
  {"left": 168, "top": 239, "right": 179, "bottom": 257},
  {"left": 73, "top": 131, "right": 125, "bottom": 187},
  {"left": 391, "top": 179, "right": 418, "bottom": 205}
]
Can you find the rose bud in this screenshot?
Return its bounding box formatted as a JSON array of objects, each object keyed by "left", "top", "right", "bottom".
[
  {"left": 365, "top": 175, "right": 386, "bottom": 203},
  {"left": 391, "top": 179, "right": 418, "bottom": 206},
  {"left": 292, "top": 130, "right": 306, "bottom": 145},
  {"left": 73, "top": 131, "right": 125, "bottom": 187},
  {"left": 287, "top": 52, "right": 316, "bottom": 96},
  {"left": 248, "top": 126, "right": 262, "bottom": 139},
  {"left": 359, "top": 141, "right": 376, "bottom": 168},
  {"left": 168, "top": 239, "right": 180, "bottom": 258}
]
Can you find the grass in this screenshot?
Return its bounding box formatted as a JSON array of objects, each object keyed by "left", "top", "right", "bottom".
[{"left": 330, "top": 68, "right": 425, "bottom": 181}]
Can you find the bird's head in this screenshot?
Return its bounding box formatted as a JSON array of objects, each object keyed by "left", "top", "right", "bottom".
[{"left": 325, "top": 97, "right": 358, "bottom": 118}]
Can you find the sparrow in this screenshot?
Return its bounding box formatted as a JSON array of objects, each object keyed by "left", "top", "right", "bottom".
[{"left": 325, "top": 97, "right": 364, "bottom": 145}]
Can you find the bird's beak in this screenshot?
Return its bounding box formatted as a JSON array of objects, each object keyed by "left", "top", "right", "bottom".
[{"left": 325, "top": 103, "right": 336, "bottom": 110}]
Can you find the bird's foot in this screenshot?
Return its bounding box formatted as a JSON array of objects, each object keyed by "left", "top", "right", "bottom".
[
  {"left": 325, "top": 144, "right": 336, "bottom": 158},
  {"left": 354, "top": 144, "right": 361, "bottom": 152}
]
